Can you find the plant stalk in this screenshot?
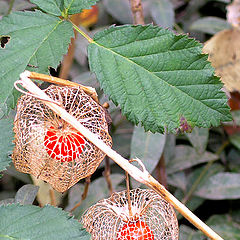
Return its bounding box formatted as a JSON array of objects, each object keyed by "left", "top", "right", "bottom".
[
  {"left": 27, "top": 71, "right": 98, "bottom": 103},
  {"left": 129, "top": 0, "right": 145, "bottom": 24},
  {"left": 126, "top": 171, "right": 133, "bottom": 217},
  {"left": 7, "top": 0, "right": 15, "bottom": 14},
  {"left": 104, "top": 156, "right": 113, "bottom": 195},
  {"left": 17, "top": 71, "right": 224, "bottom": 240},
  {"left": 69, "top": 19, "right": 93, "bottom": 43}
]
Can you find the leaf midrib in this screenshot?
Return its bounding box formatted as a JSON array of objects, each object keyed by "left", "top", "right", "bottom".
[
  {"left": 0, "top": 234, "right": 18, "bottom": 240},
  {"left": 91, "top": 40, "right": 226, "bottom": 118}
]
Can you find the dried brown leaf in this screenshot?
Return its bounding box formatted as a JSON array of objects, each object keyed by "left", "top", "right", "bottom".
[{"left": 203, "top": 28, "right": 240, "bottom": 92}]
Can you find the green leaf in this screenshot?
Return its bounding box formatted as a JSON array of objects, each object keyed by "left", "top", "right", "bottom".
[
  {"left": 166, "top": 145, "right": 218, "bottom": 174},
  {"left": 0, "top": 204, "right": 91, "bottom": 240},
  {"left": 0, "top": 10, "right": 73, "bottom": 106},
  {"left": 112, "top": 126, "right": 132, "bottom": 158},
  {"left": 190, "top": 17, "right": 231, "bottom": 35},
  {"left": 195, "top": 172, "right": 240, "bottom": 199},
  {"left": 207, "top": 214, "right": 240, "bottom": 240},
  {"left": 0, "top": 118, "right": 14, "bottom": 174},
  {"left": 31, "top": 0, "right": 99, "bottom": 16},
  {"left": 174, "top": 189, "right": 204, "bottom": 221},
  {"left": 30, "top": 0, "right": 63, "bottom": 16},
  {"left": 88, "top": 25, "right": 231, "bottom": 133},
  {"left": 168, "top": 172, "right": 187, "bottom": 190},
  {"left": 12, "top": 0, "right": 36, "bottom": 12},
  {"left": 0, "top": 198, "right": 15, "bottom": 206},
  {"left": 228, "top": 149, "right": 240, "bottom": 172},
  {"left": 186, "top": 127, "right": 209, "bottom": 154},
  {"left": 149, "top": 0, "right": 175, "bottom": 28},
  {"left": 14, "top": 184, "right": 39, "bottom": 205},
  {"left": 187, "top": 163, "right": 224, "bottom": 194},
  {"left": 130, "top": 125, "right": 166, "bottom": 174},
  {"left": 5, "top": 164, "right": 31, "bottom": 183}
]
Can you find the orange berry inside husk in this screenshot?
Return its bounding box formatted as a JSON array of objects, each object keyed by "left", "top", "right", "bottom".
[
  {"left": 117, "top": 221, "right": 154, "bottom": 240},
  {"left": 44, "top": 126, "right": 85, "bottom": 162}
]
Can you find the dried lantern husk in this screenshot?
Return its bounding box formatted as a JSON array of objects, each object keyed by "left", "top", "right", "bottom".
[
  {"left": 12, "top": 85, "right": 112, "bottom": 192},
  {"left": 82, "top": 188, "right": 179, "bottom": 240}
]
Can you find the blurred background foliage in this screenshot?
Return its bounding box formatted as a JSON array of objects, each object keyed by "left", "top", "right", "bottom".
[{"left": 1, "top": 0, "right": 240, "bottom": 239}]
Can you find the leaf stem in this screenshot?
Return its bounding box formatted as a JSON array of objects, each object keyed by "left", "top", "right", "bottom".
[
  {"left": 126, "top": 171, "right": 133, "bottom": 217},
  {"left": 104, "top": 156, "right": 113, "bottom": 195},
  {"left": 156, "top": 154, "right": 168, "bottom": 188},
  {"left": 7, "top": 0, "right": 15, "bottom": 14},
  {"left": 27, "top": 71, "right": 98, "bottom": 103},
  {"left": 18, "top": 71, "right": 224, "bottom": 240},
  {"left": 68, "top": 19, "right": 93, "bottom": 43},
  {"left": 129, "top": 0, "right": 145, "bottom": 25},
  {"left": 182, "top": 140, "right": 230, "bottom": 205},
  {"left": 70, "top": 176, "right": 91, "bottom": 212}
]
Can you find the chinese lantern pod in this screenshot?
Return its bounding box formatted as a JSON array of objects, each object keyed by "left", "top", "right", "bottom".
[
  {"left": 82, "top": 188, "right": 179, "bottom": 240},
  {"left": 12, "top": 85, "right": 112, "bottom": 192}
]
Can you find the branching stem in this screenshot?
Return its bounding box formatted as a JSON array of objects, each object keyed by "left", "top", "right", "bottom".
[
  {"left": 17, "top": 71, "right": 224, "bottom": 240},
  {"left": 104, "top": 156, "right": 113, "bottom": 195},
  {"left": 69, "top": 19, "right": 93, "bottom": 43},
  {"left": 7, "top": 0, "right": 15, "bottom": 14},
  {"left": 129, "top": 0, "right": 145, "bottom": 25},
  {"left": 125, "top": 171, "right": 133, "bottom": 217}
]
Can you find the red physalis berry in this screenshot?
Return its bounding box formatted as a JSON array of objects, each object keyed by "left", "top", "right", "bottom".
[
  {"left": 44, "top": 126, "right": 85, "bottom": 162},
  {"left": 117, "top": 221, "right": 154, "bottom": 240}
]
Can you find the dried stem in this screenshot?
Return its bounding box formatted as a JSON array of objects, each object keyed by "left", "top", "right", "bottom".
[
  {"left": 49, "top": 187, "right": 56, "bottom": 206},
  {"left": 125, "top": 171, "right": 133, "bottom": 217},
  {"left": 129, "top": 0, "right": 145, "bottom": 25},
  {"left": 28, "top": 71, "right": 98, "bottom": 103},
  {"left": 156, "top": 154, "right": 168, "bottom": 189},
  {"left": 70, "top": 176, "right": 91, "bottom": 212},
  {"left": 7, "top": 0, "right": 15, "bottom": 14},
  {"left": 104, "top": 156, "right": 113, "bottom": 195},
  {"left": 59, "top": 36, "right": 76, "bottom": 79},
  {"left": 69, "top": 19, "right": 93, "bottom": 43},
  {"left": 59, "top": 14, "right": 82, "bottom": 79},
  {"left": 17, "top": 71, "right": 224, "bottom": 240}
]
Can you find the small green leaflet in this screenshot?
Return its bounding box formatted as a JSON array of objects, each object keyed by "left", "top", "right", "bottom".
[
  {"left": 0, "top": 204, "right": 91, "bottom": 240},
  {"left": 88, "top": 25, "right": 231, "bottom": 133},
  {"left": 31, "top": 0, "right": 99, "bottom": 16},
  {"left": 0, "top": 10, "right": 73, "bottom": 107}
]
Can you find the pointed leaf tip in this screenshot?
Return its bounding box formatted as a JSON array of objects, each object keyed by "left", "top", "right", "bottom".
[{"left": 88, "top": 25, "right": 231, "bottom": 133}]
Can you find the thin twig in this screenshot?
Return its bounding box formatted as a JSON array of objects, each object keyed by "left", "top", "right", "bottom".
[
  {"left": 28, "top": 71, "right": 98, "bottom": 103},
  {"left": 156, "top": 154, "right": 168, "bottom": 189},
  {"left": 129, "top": 0, "right": 145, "bottom": 25},
  {"left": 125, "top": 171, "right": 133, "bottom": 217},
  {"left": 59, "top": 14, "right": 82, "bottom": 79},
  {"left": 7, "top": 0, "right": 15, "bottom": 14},
  {"left": 104, "top": 156, "right": 113, "bottom": 195},
  {"left": 70, "top": 176, "right": 91, "bottom": 212},
  {"left": 59, "top": 36, "right": 76, "bottom": 79},
  {"left": 49, "top": 187, "right": 56, "bottom": 206},
  {"left": 69, "top": 19, "right": 93, "bottom": 43},
  {"left": 17, "top": 71, "right": 224, "bottom": 240}
]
